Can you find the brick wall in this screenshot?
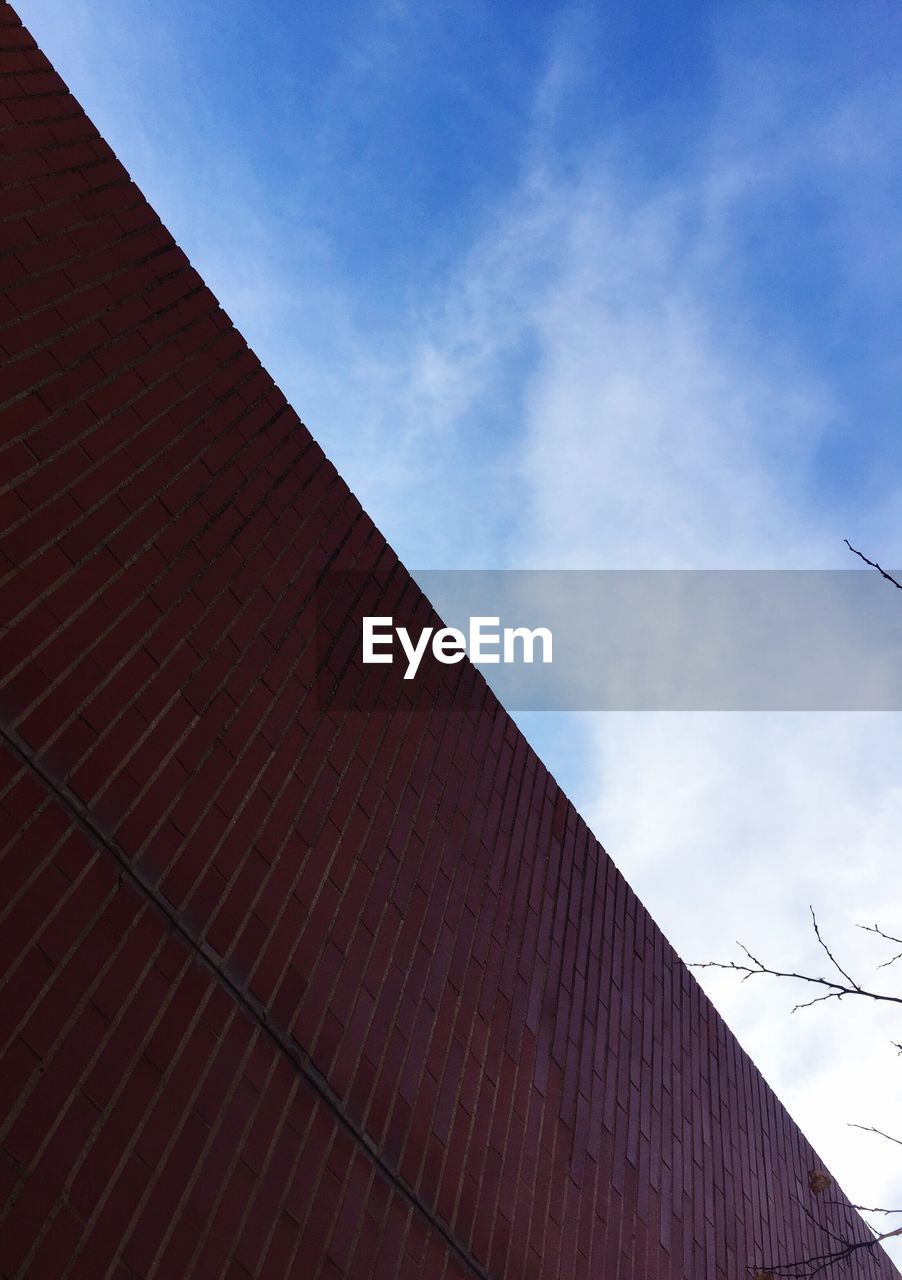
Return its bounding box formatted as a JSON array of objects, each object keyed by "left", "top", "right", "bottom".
[{"left": 0, "top": 5, "right": 895, "bottom": 1278}]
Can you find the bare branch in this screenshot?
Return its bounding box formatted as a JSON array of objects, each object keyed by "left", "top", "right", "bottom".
[
  {"left": 691, "top": 911, "right": 902, "bottom": 1010},
  {"left": 755, "top": 1224, "right": 902, "bottom": 1279},
  {"left": 809, "top": 906, "right": 860, "bottom": 990},
  {"left": 858, "top": 921, "right": 902, "bottom": 970},
  {"left": 845, "top": 538, "right": 902, "bottom": 590},
  {"left": 791, "top": 1193, "right": 851, "bottom": 1248},
  {"left": 859, "top": 922, "right": 902, "bottom": 949},
  {"left": 848, "top": 1122, "right": 902, "bottom": 1149},
  {"left": 841, "top": 1203, "right": 902, "bottom": 1217},
  {"left": 698, "top": 884, "right": 902, "bottom": 1274},
  {"left": 690, "top": 956, "right": 902, "bottom": 1011}
]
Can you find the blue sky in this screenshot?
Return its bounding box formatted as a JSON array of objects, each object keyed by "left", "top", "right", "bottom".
[
  {"left": 23, "top": 0, "right": 902, "bottom": 1256},
  {"left": 33, "top": 0, "right": 902, "bottom": 568}
]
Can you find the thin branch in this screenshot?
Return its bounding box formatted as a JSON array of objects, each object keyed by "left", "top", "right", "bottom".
[
  {"left": 841, "top": 1203, "right": 902, "bottom": 1217},
  {"left": 848, "top": 1122, "right": 902, "bottom": 1149},
  {"left": 858, "top": 921, "right": 902, "bottom": 970},
  {"left": 810, "top": 907, "right": 859, "bottom": 990},
  {"left": 695, "top": 884, "right": 902, "bottom": 1276},
  {"left": 690, "top": 949, "right": 902, "bottom": 1012},
  {"left": 691, "top": 914, "right": 902, "bottom": 1011},
  {"left": 845, "top": 538, "right": 902, "bottom": 590},
  {"left": 859, "top": 923, "right": 902, "bottom": 949},
  {"left": 756, "top": 1224, "right": 902, "bottom": 1280},
  {"left": 791, "top": 1193, "right": 852, "bottom": 1248}
]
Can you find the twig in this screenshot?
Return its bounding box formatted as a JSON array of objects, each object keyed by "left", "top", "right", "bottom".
[
  {"left": 845, "top": 539, "right": 902, "bottom": 590},
  {"left": 691, "top": 911, "right": 902, "bottom": 1011},
  {"left": 848, "top": 1122, "right": 902, "bottom": 1149},
  {"left": 691, "top": 948, "right": 902, "bottom": 1013},
  {"left": 756, "top": 1224, "right": 902, "bottom": 1279},
  {"left": 858, "top": 921, "right": 902, "bottom": 970},
  {"left": 840, "top": 1203, "right": 902, "bottom": 1217},
  {"left": 810, "top": 907, "right": 859, "bottom": 990}
]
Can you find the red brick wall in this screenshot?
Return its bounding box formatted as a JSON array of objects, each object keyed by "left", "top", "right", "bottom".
[{"left": 0, "top": 6, "right": 895, "bottom": 1278}]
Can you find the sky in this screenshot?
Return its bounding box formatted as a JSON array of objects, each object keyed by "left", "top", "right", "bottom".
[{"left": 22, "top": 0, "right": 902, "bottom": 1264}]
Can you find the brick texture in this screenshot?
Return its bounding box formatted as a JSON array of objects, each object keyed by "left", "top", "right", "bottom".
[{"left": 0, "top": 5, "right": 896, "bottom": 1278}]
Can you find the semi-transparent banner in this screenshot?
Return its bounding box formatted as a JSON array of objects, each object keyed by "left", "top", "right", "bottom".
[{"left": 395, "top": 570, "right": 902, "bottom": 711}]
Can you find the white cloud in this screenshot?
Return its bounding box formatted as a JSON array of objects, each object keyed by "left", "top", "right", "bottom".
[
  {"left": 583, "top": 713, "right": 902, "bottom": 1222},
  {"left": 485, "top": 32, "right": 902, "bottom": 1259}
]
